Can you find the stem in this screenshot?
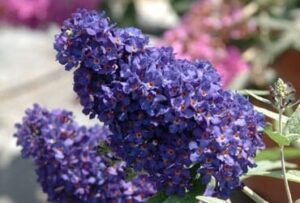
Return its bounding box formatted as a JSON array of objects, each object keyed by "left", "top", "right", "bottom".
[
  {"left": 288, "top": 99, "right": 300, "bottom": 109},
  {"left": 242, "top": 186, "right": 269, "bottom": 203},
  {"left": 279, "top": 109, "right": 293, "bottom": 203}
]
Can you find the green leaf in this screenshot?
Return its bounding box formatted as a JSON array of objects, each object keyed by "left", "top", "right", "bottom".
[
  {"left": 196, "top": 196, "right": 227, "bottom": 203},
  {"left": 264, "top": 124, "right": 290, "bottom": 146},
  {"left": 255, "top": 160, "right": 297, "bottom": 171},
  {"left": 147, "top": 192, "right": 168, "bottom": 203},
  {"left": 284, "top": 105, "right": 300, "bottom": 141},
  {"left": 253, "top": 106, "right": 288, "bottom": 123},
  {"left": 245, "top": 170, "right": 300, "bottom": 183},
  {"left": 256, "top": 147, "right": 300, "bottom": 161},
  {"left": 239, "top": 89, "right": 270, "bottom": 96},
  {"left": 243, "top": 160, "right": 297, "bottom": 179},
  {"left": 286, "top": 170, "right": 300, "bottom": 183},
  {"left": 243, "top": 90, "right": 272, "bottom": 104},
  {"left": 286, "top": 134, "right": 300, "bottom": 142}
]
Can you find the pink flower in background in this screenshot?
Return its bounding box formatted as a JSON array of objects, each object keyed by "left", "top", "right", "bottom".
[
  {"left": 160, "top": 0, "right": 253, "bottom": 87},
  {"left": 6, "top": 0, "right": 49, "bottom": 24},
  {"left": 46, "top": 0, "right": 100, "bottom": 25},
  {"left": 0, "top": 0, "right": 100, "bottom": 28},
  {"left": 218, "top": 47, "right": 249, "bottom": 86}
]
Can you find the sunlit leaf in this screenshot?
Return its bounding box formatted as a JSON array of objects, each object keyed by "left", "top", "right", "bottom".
[
  {"left": 286, "top": 134, "right": 300, "bottom": 142},
  {"left": 239, "top": 89, "right": 270, "bottom": 96},
  {"left": 245, "top": 170, "right": 300, "bottom": 183},
  {"left": 243, "top": 160, "right": 297, "bottom": 179},
  {"left": 253, "top": 106, "right": 288, "bottom": 123},
  {"left": 243, "top": 90, "right": 272, "bottom": 104},
  {"left": 264, "top": 124, "right": 290, "bottom": 146},
  {"left": 284, "top": 105, "right": 300, "bottom": 142},
  {"left": 256, "top": 148, "right": 300, "bottom": 161},
  {"left": 196, "top": 196, "right": 227, "bottom": 203}
]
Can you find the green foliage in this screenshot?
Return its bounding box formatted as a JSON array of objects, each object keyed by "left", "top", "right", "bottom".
[
  {"left": 255, "top": 14, "right": 300, "bottom": 63},
  {"left": 243, "top": 160, "right": 297, "bottom": 179},
  {"left": 243, "top": 90, "right": 272, "bottom": 104},
  {"left": 256, "top": 148, "right": 300, "bottom": 161},
  {"left": 97, "top": 141, "right": 110, "bottom": 154},
  {"left": 124, "top": 167, "right": 136, "bottom": 181},
  {"left": 260, "top": 104, "right": 300, "bottom": 146},
  {"left": 253, "top": 106, "right": 288, "bottom": 123},
  {"left": 239, "top": 89, "right": 270, "bottom": 96},
  {"left": 264, "top": 124, "right": 290, "bottom": 146},
  {"left": 196, "top": 196, "right": 227, "bottom": 203},
  {"left": 245, "top": 170, "right": 300, "bottom": 184},
  {"left": 284, "top": 105, "right": 300, "bottom": 140},
  {"left": 248, "top": 0, "right": 300, "bottom": 67},
  {"left": 119, "top": 0, "right": 138, "bottom": 27},
  {"left": 286, "top": 134, "right": 300, "bottom": 143}
]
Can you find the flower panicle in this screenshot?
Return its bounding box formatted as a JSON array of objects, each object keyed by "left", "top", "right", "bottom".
[
  {"left": 14, "top": 104, "right": 156, "bottom": 203},
  {"left": 53, "top": 9, "right": 265, "bottom": 199}
]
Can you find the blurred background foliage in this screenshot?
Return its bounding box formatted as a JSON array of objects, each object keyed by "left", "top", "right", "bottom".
[{"left": 100, "top": 0, "right": 300, "bottom": 89}]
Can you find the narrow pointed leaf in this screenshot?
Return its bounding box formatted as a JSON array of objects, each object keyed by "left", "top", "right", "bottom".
[
  {"left": 264, "top": 124, "right": 290, "bottom": 146},
  {"left": 242, "top": 160, "right": 297, "bottom": 179},
  {"left": 239, "top": 89, "right": 270, "bottom": 96},
  {"left": 244, "top": 170, "right": 300, "bottom": 183},
  {"left": 256, "top": 148, "right": 300, "bottom": 161},
  {"left": 196, "top": 196, "right": 227, "bottom": 203},
  {"left": 244, "top": 90, "right": 272, "bottom": 104},
  {"left": 253, "top": 106, "right": 288, "bottom": 123}
]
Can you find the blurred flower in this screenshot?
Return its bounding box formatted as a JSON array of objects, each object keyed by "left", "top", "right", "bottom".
[
  {"left": 270, "top": 78, "right": 296, "bottom": 109},
  {"left": 0, "top": 0, "right": 100, "bottom": 28},
  {"left": 14, "top": 104, "right": 155, "bottom": 203},
  {"left": 160, "top": 0, "right": 254, "bottom": 87},
  {"left": 54, "top": 9, "right": 265, "bottom": 199}
]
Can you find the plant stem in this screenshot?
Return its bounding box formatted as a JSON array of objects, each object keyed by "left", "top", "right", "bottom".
[
  {"left": 279, "top": 109, "right": 293, "bottom": 203},
  {"left": 242, "top": 186, "right": 269, "bottom": 203}
]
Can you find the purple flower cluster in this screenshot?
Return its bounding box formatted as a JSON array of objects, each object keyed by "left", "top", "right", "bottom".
[
  {"left": 189, "top": 92, "right": 265, "bottom": 198},
  {"left": 54, "top": 9, "right": 265, "bottom": 199},
  {"left": 14, "top": 104, "right": 156, "bottom": 203}
]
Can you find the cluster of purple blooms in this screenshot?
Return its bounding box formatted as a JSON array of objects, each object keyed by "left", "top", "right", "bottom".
[
  {"left": 52, "top": 9, "right": 265, "bottom": 199},
  {"left": 14, "top": 104, "right": 156, "bottom": 203}
]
